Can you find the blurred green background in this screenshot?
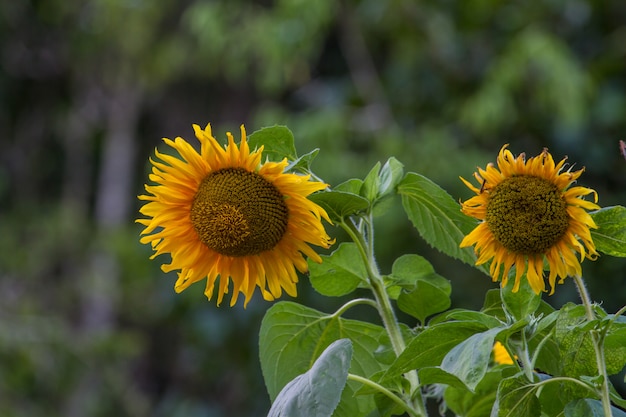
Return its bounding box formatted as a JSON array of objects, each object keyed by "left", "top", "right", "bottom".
[{"left": 1, "top": 0, "right": 625, "bottom": 416}]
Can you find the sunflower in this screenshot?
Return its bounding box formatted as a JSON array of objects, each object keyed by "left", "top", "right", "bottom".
[
  {"left": 460, "top": 145, "right": 599, "bottom": 295},
  {"left": 137, "top": 123, "right": 333, "bottom": 306}
]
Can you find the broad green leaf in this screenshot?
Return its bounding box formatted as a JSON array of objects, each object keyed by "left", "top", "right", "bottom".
[
  {"left": 500, "top": 273, "right": 542, "bottom": 321},
  {"left": 382, "top": 321, "right": 489, "bottom": 381},
  {"left": 309, "top": 190, "right": 369, "bottom": 222},
  {"left": 268, "top": 339, "right": 352, "bottom": 417},
  {"left": 387, "top": 254, "right": 435, "bottom": 286},
  {"left": 537, "top": 375, "right": 590, "bottom": 417},
  {"left": 564, "top": 398, "right": 626, "bottom": 417},
  {"left": 441, "top": 327, "right": 502, "bottom": 391},
  {"left": 494, "top": 374, "right": 540, "bottom": 417},
  {"left": 248, "top": 125, "right": 297, "bottom": 162},
  {"left": 308, "top": 242, "right": 367, "bottom": 297},
  {"left": 555, "top": 304, "right": 597, "bottom": 378},
  {"left": 397, "top": 278, "right": 451, "bottom": 324},
  {"left": 286, "top": 148, "right": 320, "bottom": 174},
  {"left": 259, "top": 302, "right": 385, "bottom": 415},
  {"left": 397, "top": 172, "right": 487, "bottom": 272},
  {"left": 590, "top": 206, "right": 626, "bottom": 257}
]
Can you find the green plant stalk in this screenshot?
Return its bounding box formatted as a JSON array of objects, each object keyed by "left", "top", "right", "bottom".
[
  {"left": 340, "top": 218, "right": 427, "bottom": 417},
  {"left": 573, "top": 274, "right": 613, "bottom": 417},
  {"left": 518, "top": 330, "right": 535, "bottom": 382}
]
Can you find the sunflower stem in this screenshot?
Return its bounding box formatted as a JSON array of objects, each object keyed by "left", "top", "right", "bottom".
[
  {"left": 573, "top": 274, "right": 613, "bottom": 417},
  {"left": 340, "top": 218, "right": 427, "bottom": 417}
]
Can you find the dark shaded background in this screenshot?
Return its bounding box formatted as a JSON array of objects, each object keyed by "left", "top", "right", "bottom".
[{"left": 1, "top": 1, "right": 625, "bottom": 416}]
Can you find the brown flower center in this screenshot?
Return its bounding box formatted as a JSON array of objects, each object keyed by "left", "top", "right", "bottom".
[
  {"left": 190, "top": 168, "right": 288, "bottom": 257},
  {"left": 486, "top": 175, "right": 569, "bottom": 255}
]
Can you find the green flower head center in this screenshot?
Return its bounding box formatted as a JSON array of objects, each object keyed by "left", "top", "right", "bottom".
[
  {"left": 191, "top": 168, "right": 288, "bottom": 257},
  {"left": 485, "top": 175, "right": 569, "bottom": 255}
]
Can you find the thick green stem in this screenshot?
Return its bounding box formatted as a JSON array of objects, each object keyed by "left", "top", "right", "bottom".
[
  {"left": 340, "top": 219, "right": 427, "bottom": 417},
  {"left": 573, "top": 274, "right": 613, "bottom": 417}
]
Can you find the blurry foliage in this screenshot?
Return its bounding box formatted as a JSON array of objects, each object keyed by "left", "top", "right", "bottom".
[{"left": 0, "top": 0, "right": 625, "bottom": 416}]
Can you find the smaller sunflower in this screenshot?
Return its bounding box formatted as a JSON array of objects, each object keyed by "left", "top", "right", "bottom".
[
  {"left": 460, "top": 145, "right": 599, "bottom": 294},
  {"left": 493, "top": 341, "right": 515, "bottom": 366},
  {"left": 137, "top": 123, "right": 334, "bottom": 306}
]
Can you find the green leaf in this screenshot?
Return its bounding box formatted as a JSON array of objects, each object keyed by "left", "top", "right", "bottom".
[
  {"left": 590, "top": 206, "right": 626, "bottom": 257},
  {"left": 334, "top": 178, "right": 363, "bottom": 195},
  {"left": 397, "top": 279, "right": 451, "bottom": 324},
  {"left": 387, "top": 254, "right": 435, "bottom": 286},
  {"left": 248, "top": 125, "right": 297, "bottom": 162},
  {"left": 361, "top": 162, "right": 381, "bottom": 203},
  {"left": 429, "top": 309, "right": 503, "bottom": 329},
  {"left": 528, "top": 311, "right": 561, "bottom": 376},
  {"left": 382, "top": 321, "right": 490, "bottom": 381},
  {"left": 308, "top": 190, "right": 369, "bottom": 223},
  {"left": 564, "top": 399, "right": 626, "bottom": 417},
  {"left": 441, "top": 327, "right": 502, "bottom": 391},
  {"left": 286, "top": 148, "right": 320, "bottom": 174},
  {"left": 494, "top": 374, "right": 540, "bottom": 417},
  {"left": 604, "top": 325, "right": 626, "bottom": 375},
  {"left": 259, "top": 302, "right": 385, "bottom": 415},
  {"left": 418, "top": 367, "right": 468, "bottom": 390},
  {"left": 308, "top": 242, "right": 367, "bottom": 297},
  {"left": 444, "top": 368, "right": 503, "bottom": 417},
  {"left": 537, "top": 375, "right": 589, "bottom": 417},
  {"left": 268, "top": 339, "right": 353, "bottom": 417},
  {"left": 500, "top": 272, "right": 542, "bottom": 321},
  {"left": 397, "top": 172, "right": 487, "bottom": 272},
  {"left": 555, "top": 304, "right": 597, "bottom": 378},
  {"left": 378, "top": 157, "right": 404, "bottom": 198}
]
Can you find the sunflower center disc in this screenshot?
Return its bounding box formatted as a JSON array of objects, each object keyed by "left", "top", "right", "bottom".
[
  {"left": 191, "top": 168, "right": 288, "bottom": 257},
  {"left": 486, "top": 175, "right": 570, "bottom": 255}
]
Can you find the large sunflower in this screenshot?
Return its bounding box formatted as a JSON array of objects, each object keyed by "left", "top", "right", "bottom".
[
  {"left": 460, "top": 145, "right": 599, "bottom": 294},
  {"left": 137, "top": 123, "right": 333, "bottom": 306}
]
